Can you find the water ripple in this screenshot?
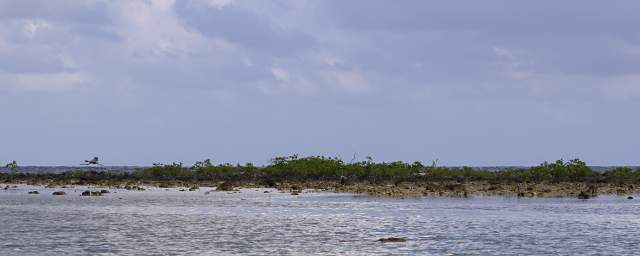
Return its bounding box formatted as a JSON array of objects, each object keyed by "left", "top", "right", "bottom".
[{"left": 1, "top": 185, "right": 639, "bottom": 255}]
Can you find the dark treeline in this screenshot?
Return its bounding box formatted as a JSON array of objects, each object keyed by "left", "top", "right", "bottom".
[{"left": 2, "top": 156, "right": 640, "bottom": 184}]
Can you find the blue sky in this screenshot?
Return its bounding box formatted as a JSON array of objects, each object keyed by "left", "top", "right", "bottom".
[{"left": 1, "top": 0, "right": 639, "bottom": 166}]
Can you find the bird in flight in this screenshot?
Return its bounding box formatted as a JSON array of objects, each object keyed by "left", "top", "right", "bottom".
[{"left": 82, "top": 157, "right": 103, "bottom": 166}]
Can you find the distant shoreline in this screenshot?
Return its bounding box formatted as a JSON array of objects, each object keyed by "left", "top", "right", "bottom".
[{"left": 2, "top": 157, "right": 640, "bottom": 198}]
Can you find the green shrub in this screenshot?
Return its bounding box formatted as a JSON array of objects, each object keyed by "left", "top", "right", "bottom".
[
  {"left": 261, "top": 155, "right": 344, "bottom": 179},
  {"left": 138, "top": 162, "right": 192, "bottom": 180},
  {"left": 604, "top": 167, "right": 639, "bottom": 180},
  {"left": 527, "top": 159, "right": 594, "bottom": 181},
  {"left": 4, "top": 160, "right": 18, "bottom": 171},
  {"left": 98, "top": 157, "right": 640, "bottom": 184}
]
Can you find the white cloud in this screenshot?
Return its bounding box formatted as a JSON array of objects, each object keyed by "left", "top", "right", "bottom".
[
  {"left": 330, "top": 71, "right": 369, "bottom": 93},
  {"left": 59, "top": 54, "right": 78, "bottom": 69},
  {"left": 323, "top": 55, "right": 345, "bottom": 67},
  {"left": 602, "top": 75, "right": 640, "bottom": 100},
  {"left": 271, "top": 66, "right": 290, "bottom": 82},
  {"left": 0, "top": 33, "right": 7, "bottom": 52},
  {"left": 23, "top": 19, "right": 51, "bottom": 38},
  {"left": 242, "top": 56, "right": 254, "bottom": 67},
  {"left": 492, "top": 46, "right": 536, "bottom": 80},
  {"left": 114, "top": 0, "right": 221, "bottom": 59},
  {"left": 206, "top": 0, "right": 236, "bottom": 9},
  {"left": 1, "top": 72, "right": 88, "bottom": 93}
]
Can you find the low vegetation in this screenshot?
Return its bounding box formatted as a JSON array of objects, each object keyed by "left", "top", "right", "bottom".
[
  {"left": 1, "top": 156, "right": 639, "bottom": 184},
  {"left": 4, "top": 160, "right": 18, "bottom": 171}
]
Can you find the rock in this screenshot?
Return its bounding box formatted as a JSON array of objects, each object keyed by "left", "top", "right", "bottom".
[
  {"left": 260, "top": 179, "right": 277, "bottom": 188},
  {"left": 216, "top": 181, "right": 234, "bottom": 191},
  {"left": 81, "top": 190, "right": 103, "bottom": 196},
  {"left": 377, "top": 237, "right": 407, "bottom": 243},
  {"left": 28, "top": 191, "right": 39, "bottom": 194},
  {"left": 189, "top": 186, "right": 198, "bottom": 191},
  {"left": 577, "top": 191, "right": 591, "bottom": 199},
  {"left": 100, "top": 190, "right": 110, "bottom": 194},
  {"left": 264, "top": 191, "right": 270, "bottom": 193},
  {"left": 628, "top": 196, "right": 634, "bottom": 200},
  {"left": 291, "top": 191, "right": 300, "bottom": 195},
  {"left": 52, "top": 191, "right": 66, "bottom": 196}
]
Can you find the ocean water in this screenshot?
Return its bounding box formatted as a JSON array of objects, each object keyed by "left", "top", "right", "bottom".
[{"left": 1, "top": 185, "right": 639, "bottom": 255}]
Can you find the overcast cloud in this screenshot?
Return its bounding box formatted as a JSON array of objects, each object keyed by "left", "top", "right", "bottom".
[{"left": 1, "top": 0, "right": 639, "bottom": 166}]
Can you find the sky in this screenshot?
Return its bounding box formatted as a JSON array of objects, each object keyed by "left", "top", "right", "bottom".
[{"left": 1, "top": 0, "right": 639, "bottom": 166}]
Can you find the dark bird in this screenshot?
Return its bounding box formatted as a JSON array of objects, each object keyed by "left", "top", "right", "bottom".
[{"left": 82, "top": 157, "right": 103, "bottom": 166}]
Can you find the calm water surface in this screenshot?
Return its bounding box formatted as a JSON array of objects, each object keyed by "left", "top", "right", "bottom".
[{"left": 1, "top": 184, "right": 639, "bottom": 255}]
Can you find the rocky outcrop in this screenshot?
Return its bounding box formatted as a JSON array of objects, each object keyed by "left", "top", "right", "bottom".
[
  {"left": 124, "top": 185, "right": 145, "bottom": 191},
  {"left": 377, "top": 237, "right": 407, "bottom": 243},
  {"left": 81, "top": 190, "right": 103, "bottom": 196},
  {"left": 52, "top": 191, "right": 66, "bottom": 195},
  {"left": 577, "top": 191, "right": 591, "bottom": 199},
  {"left": 216, "top": 181, "right": 234, "bottom": 191}
]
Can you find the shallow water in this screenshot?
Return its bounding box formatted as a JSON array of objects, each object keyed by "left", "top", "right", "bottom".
[{"left": 1, "top": 185, "right": 639, "bottom": 255}]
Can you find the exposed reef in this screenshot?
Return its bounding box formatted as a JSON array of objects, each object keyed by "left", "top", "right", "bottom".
[{"left": 2, "top": 157, "right": 640, "bottom": 198}]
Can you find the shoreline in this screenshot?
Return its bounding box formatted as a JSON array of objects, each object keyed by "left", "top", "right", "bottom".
[
  {"left": 3, "top": 179, "right": 639, "bottom": 199},
  {"left": 3, "top": 157, "right": 640, "bottom": 199}
]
